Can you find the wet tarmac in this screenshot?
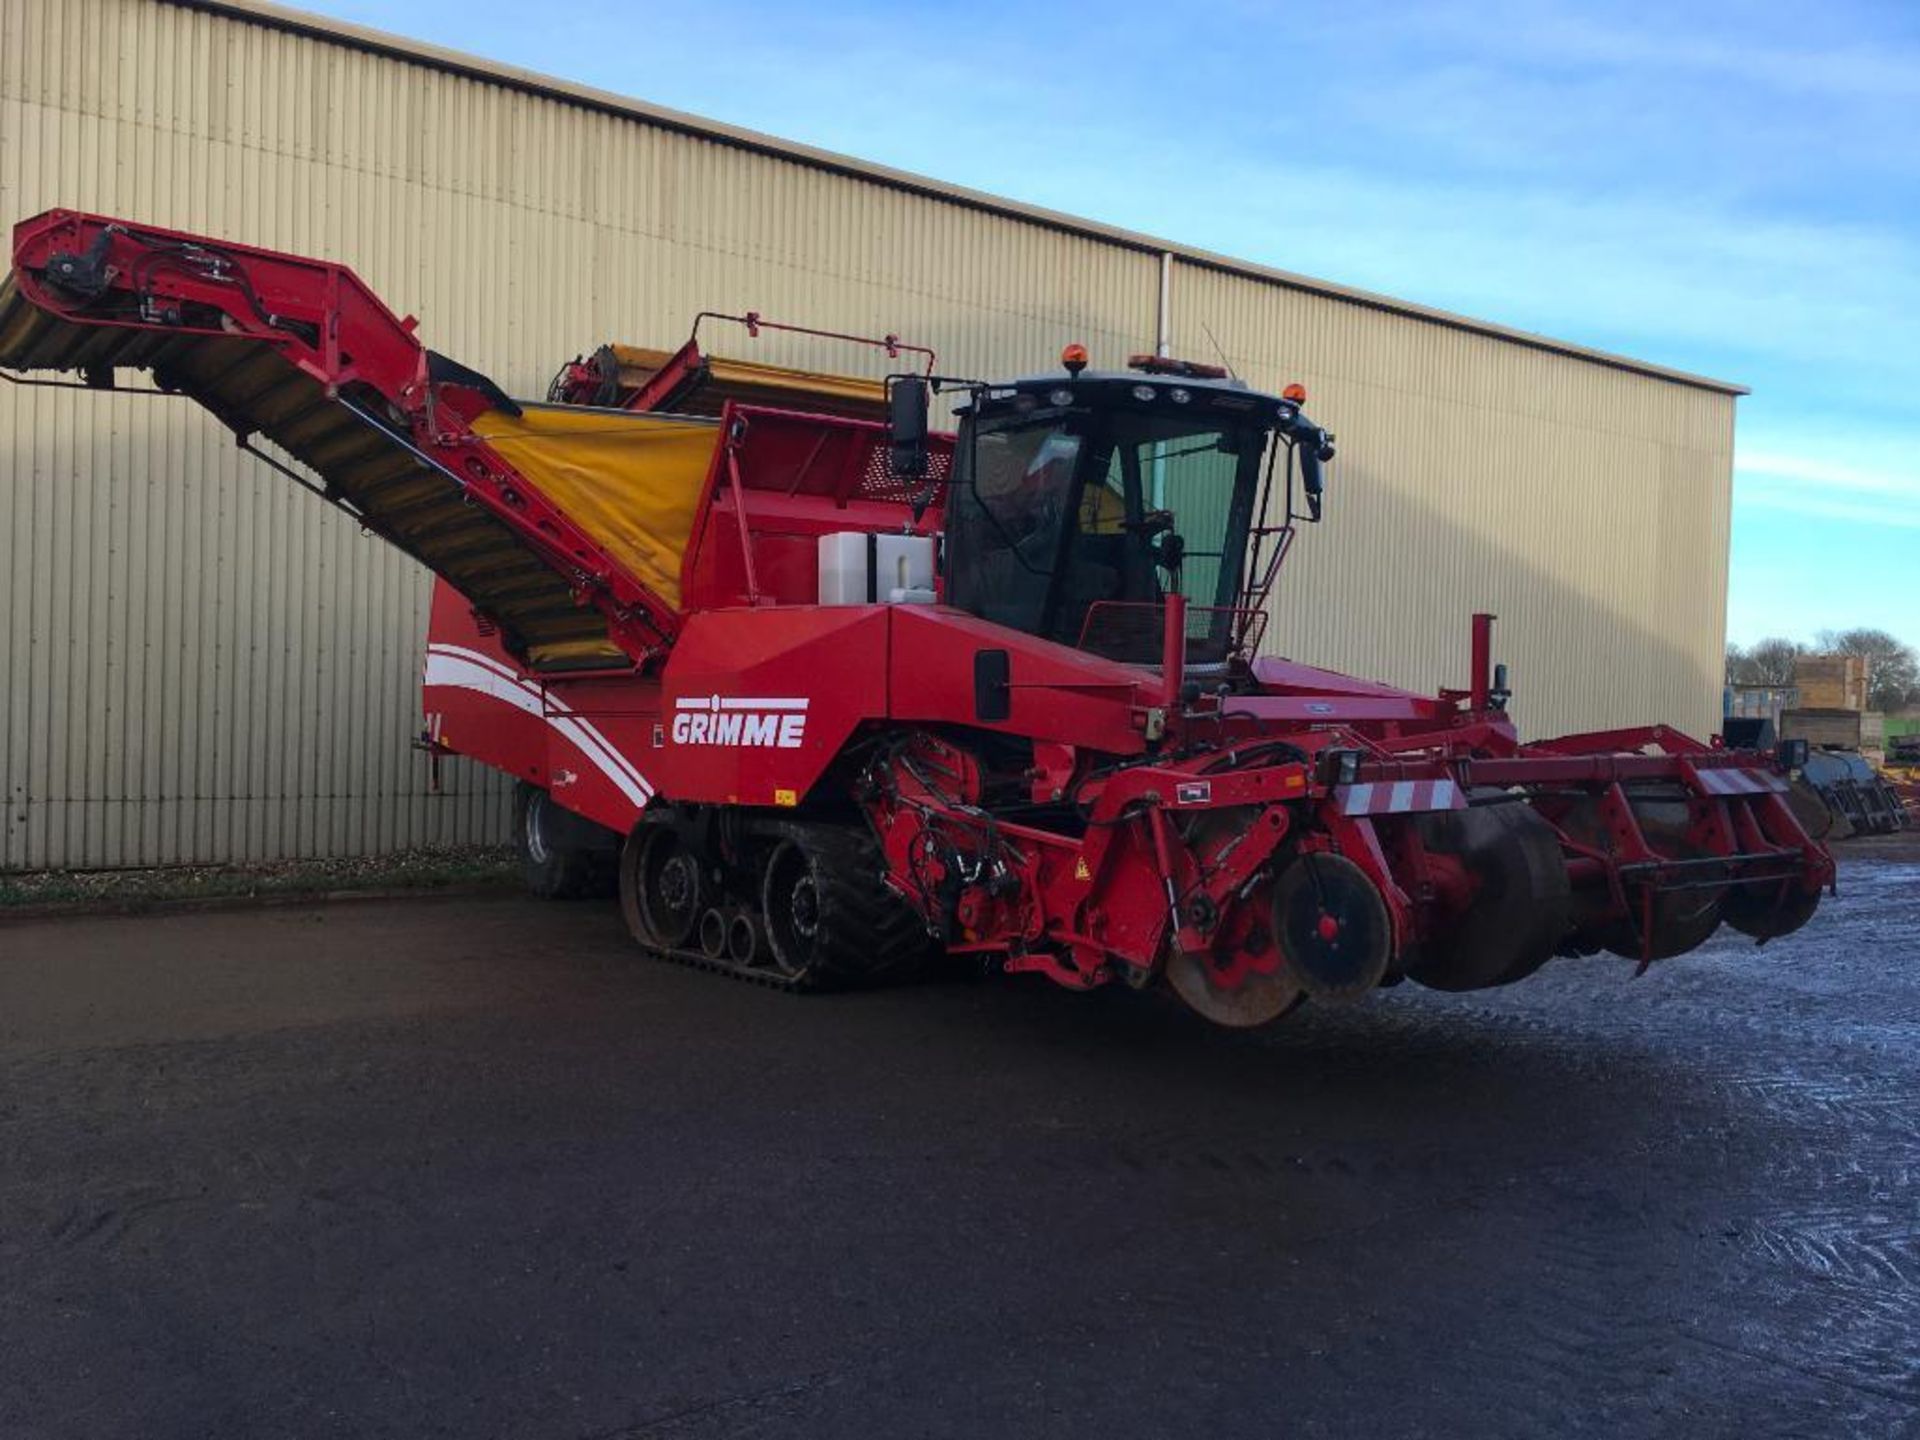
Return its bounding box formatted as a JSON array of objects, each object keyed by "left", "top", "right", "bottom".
[{"left": 1, "top": 844, "right": 1915, "bottom": 1438}]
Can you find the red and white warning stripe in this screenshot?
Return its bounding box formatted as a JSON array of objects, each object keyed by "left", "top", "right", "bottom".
[
  {"left": 1693, "top": 767, "right": 1787, "bottom": 797},
  {"left": 1337, "top": 778, "right": 1466, "bottom": 817},
  {"left": 422, "top": 643, "right": 654, "bottom": 808}
]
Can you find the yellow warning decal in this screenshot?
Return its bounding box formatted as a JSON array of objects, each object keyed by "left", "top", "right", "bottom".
[
  {"left": 1073, "top": 856, "right": 1092, "bottom": 881},
  {"left": 774, "top": 788, "right": 799, "bottom": 808}
]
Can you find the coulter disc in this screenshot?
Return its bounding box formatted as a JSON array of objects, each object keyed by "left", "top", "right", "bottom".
[
  {"left": 1408, "top": 801, "right": 1572, "bottom": 991},
  {"left": 1164, "top": 910, "right": 1304, "bottom": 1028},
  {"left": 1152, "top": 925, "right": 1305, "bottom": 1029},
  {"left": 1165, "top": 807, "right": 1304, "bottom": 1028},
  {"left": 1269, "top": 853, "right": 1393, "bottom": 1002}
]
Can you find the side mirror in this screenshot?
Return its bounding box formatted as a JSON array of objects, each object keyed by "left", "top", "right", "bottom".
[
  {"left": 1298, "top": 441, "right": 1324, "bottom": 522},
  {"left": 1295, "top": 427, "right": 1335, "bottom": 522},
  {"left": 888, "top": 376, "right": 930, "bottom": 478}
]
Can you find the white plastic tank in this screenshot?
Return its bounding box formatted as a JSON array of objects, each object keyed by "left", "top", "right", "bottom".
[{"left": 818, "top": 532, "right": 936, "bottom": 604}]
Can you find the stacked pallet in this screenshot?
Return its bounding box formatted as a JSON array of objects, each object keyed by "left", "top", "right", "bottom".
[{"left": 1794, "top": 654, "right": 1870, "bottom": 711}]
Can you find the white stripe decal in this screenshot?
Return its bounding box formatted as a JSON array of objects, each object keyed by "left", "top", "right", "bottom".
[
  {"left": 565, "top": 714, "right": 654, "bottom": 798},
  {"left": 423, "top": 648, "right": 651, "bottom": 806},
  {"left": 1431, "top": 779, "right": 1458, "bottom": 810},
  {"left": 672, "top": 696, "right": 809, "bottom": 711},
  {"left": 1388, "top": 780, "right": 1416, "bottom": 813},
  {"left": 1695, "top": 767, "right": 1786, "bottom": 797},
  {"left": 428, "top": 642, "right": 534, "bottom": 689},
  {"left": 552, "top": 716, "right": 654, "bottom": 803},
  {"left": 423, "top": 652, "right": 546, "bottom": 717},
  {"left": 1343, "top": 783, "right": 1374, "bottom": 816},
  {"left": 425, "top": 644, "right": 653, "bottom": 799}
]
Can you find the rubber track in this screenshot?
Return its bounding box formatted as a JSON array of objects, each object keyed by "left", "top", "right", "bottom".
[{"left": 634, "top": 818, "right": 932, "bottom": 993}]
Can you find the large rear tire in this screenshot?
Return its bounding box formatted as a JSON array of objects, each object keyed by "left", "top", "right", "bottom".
[{"left": 515, "top": 783, "right": 614, "bottom": 899}]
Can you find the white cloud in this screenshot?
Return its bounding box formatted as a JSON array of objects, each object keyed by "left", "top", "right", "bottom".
[
  {"left": 1737, "top": 450, "right": 1920, "bottom": 501},
  {"left": 1735, "top": 440, "right": 1920, "bottom": 533},
  {"left": 1738, "top": 487, "right": 1920, "bottom": 531}
]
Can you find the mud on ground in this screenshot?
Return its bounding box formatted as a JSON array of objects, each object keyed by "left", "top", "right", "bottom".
[
  {"left": 0, "top": 848, "right": 1914, "bottom": 1437},
  {"left": 0, "top": 846, "right": 516, "bottom": 915}
]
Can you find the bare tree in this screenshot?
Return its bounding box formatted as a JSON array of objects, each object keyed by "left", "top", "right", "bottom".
[{"left": 1743, "top": 636, "right": 1804, "bottom": 686}]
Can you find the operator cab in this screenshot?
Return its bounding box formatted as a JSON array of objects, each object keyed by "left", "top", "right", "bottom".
[{"left": 930, "top": 351, "right": 1333, "bottom": 669}]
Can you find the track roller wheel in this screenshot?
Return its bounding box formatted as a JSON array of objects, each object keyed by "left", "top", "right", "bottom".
[
  {"left": 1269, "top": 853, "right": 1393, "bottom": 1002},
  {"left": 619, "top": 825, "right": 705, "bottom": 950},
  {"left": 1722, "top": 880, "right": 1821, "bottom": 942},
  {"left": 1408, "top": 802, "right": 1572, "bottom": 991},
  {"left": 759, "top": 825, "right": 932, "bottom": 990}
]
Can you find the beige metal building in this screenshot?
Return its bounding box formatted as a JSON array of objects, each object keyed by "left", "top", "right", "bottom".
[{"left": 0, "top": 0, "right": 1743, "bottom": 870}]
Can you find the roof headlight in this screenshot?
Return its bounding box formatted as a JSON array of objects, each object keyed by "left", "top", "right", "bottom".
[
  {"left": 1048, "top": 388, "right": 1074, "bottom": 407},
  {"left": 1169, "top": 386, "right": 1191, "bottom": 404},
  {"left": 1131, "top": 383, "right": 1157, "bottom": 402}
]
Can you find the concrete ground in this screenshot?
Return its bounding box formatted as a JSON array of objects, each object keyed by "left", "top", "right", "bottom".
[{"left": 1, "top": 845, "right": 1915, "bottom": 1439}]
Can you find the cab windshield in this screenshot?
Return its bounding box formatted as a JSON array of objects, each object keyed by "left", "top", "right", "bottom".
[{"left": 946, "top": 406, "right": 1264, "bottom": 664}]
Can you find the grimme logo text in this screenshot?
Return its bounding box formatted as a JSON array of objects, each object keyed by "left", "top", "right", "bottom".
[{"left": 671, "top": 696, "right": 807, "bottom": 748}]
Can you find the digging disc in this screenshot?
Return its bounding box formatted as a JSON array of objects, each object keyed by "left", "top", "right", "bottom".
[
  {"left": 1723, "top": 879, "right": 1822, "bottom": 941},
  {"left": 1409, "top": 801, "right": 1572, "bottom": 991},
  {"left": 1564, "top": 792, "right": 1727, "bottom": 961}
]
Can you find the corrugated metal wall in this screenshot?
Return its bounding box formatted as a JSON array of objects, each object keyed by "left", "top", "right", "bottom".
[
  {"left": 0, "top": 0, "right": 1734, "bottom": 870},
  {"left": 1177, "top": 268, "right": 1734, "bottom": 728}
]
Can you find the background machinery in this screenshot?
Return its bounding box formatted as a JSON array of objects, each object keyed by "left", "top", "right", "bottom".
[{"left": 0, "top": 210, "right": 1835, "bottom": 1026}]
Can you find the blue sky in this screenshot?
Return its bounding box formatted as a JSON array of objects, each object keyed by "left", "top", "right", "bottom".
[{"left": 307, "top": 0, "right": 1918, "bottom": 651}]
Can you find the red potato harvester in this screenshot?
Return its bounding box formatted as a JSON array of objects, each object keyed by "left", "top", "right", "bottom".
[{"left": 0, "top": 210, "right": 1834, "bottom": 1026}]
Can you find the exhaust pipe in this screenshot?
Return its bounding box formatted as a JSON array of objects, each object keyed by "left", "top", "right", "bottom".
[{"left": 698, "top": 907, "right": 728, "bottom": 959}]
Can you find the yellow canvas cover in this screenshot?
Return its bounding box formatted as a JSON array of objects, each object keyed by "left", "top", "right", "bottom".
[{"left": 470, "top": 405, "right": 720, "bottom": 611}]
